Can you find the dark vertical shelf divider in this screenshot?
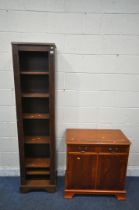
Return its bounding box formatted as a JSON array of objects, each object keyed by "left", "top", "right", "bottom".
[{"left": 12, "top": 43, "right": 56, "bottom": 192}]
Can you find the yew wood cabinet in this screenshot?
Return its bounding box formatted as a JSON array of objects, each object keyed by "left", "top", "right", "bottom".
[{"left": 64, "top": 129, "right": 131, "bottom": 200}]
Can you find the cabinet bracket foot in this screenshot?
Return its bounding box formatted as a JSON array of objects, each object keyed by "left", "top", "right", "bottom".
[
  {"left": 116, "top": 193, "right": 126, "bottom": 200},
  {"left": 64, "top": 192, "right": 74, "bottom": 199}
]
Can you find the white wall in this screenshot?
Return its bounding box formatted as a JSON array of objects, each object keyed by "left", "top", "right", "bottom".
[{"left": 0, "top": 0, "right": 139, "bottom": 176}]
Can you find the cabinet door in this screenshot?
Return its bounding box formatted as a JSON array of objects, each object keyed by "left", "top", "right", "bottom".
[
  {"left": 67, "top": 154, "right": 97, "bottom": 189},
  {"left": 97, "top": 154, "right": 128, "bottom": 190}
]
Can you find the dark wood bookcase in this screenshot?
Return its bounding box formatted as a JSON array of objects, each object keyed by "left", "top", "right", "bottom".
[{"left": 12, "top": 43, "right": 56, "bottom": 192}]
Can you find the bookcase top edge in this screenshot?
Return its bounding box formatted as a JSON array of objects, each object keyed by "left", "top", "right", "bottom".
[{"left": 11, "top": 42, "right": 56, "bottom": 47}]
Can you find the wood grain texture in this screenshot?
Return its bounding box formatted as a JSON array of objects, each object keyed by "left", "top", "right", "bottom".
[{"left": 66, "top": 129, "right": 131, "bottom": 145}]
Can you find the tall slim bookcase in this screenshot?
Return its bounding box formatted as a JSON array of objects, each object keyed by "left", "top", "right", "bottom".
[{"left": 12, "top": 43, "right": 56, "bottom": 192}]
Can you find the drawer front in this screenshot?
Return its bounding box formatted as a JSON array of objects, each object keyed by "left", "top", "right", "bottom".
[
  {"left": 100, "top": 145, "right": 129, "bottom": 153},
  {"left": 68, "top": 145, "right": 99, "bottom": 153}
]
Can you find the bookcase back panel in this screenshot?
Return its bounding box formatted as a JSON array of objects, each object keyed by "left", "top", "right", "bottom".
[
  {"left": 25, "top": 144, "right": 50, "bottom": 158},
  {"left": 19, "top": 51, "right": 49, "bottom": 72},
  {"left": 23, "top": 119, "right": 49, "bottom": 136},
  {"left": 22, "top": 98, "right": 49, "bottom": 113},
  {"left": 26, "top": 175, "right": 50, "bottom": 180},
  {"left": 21, "top": 75, "right": 49, "bottom": 93}
]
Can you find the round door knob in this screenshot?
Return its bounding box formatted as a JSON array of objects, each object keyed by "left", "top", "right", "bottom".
[{"left": 77, "top": 157, "right": 80, "bottom": 160}]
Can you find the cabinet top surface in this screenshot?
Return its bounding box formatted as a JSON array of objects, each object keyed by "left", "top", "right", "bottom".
[{"left": 66, "top": 129, "right": 131, "bottom": 145}]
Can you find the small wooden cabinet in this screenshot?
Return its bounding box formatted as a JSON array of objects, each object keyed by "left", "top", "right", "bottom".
[
  {"left": 64, "top": 129, "right": 131, "bottom": 200},
  {"left": 12, "top": 43, "right": 56, "bottom": 192}
]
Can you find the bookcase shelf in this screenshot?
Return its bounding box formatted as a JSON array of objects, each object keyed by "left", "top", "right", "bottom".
[
  {"left": 24, "top": 136, "right": 49, "bottom": 144},
  {"left": 22, "top": 93, "right": 49, "bottom": 98},
  {"left": 23, "top": 113, "right": 50, "bottom": 119},
  {"left": 25, "top": 158, "right": 50, "bottom": 168},
  {"left": 25, "top": 179, "right": 50, "bottom": 187},
  {"left": 12, "top": 43, "right": 56, "bottom": 192},
  {"left": 26, "top": 170, "right": 50, "bottom": 175}
]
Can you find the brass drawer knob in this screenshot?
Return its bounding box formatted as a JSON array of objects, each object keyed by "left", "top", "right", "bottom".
[
  {"left": 108, "top": 147, "right": 113, "bottom": 152},
  {"left": 77, "top": 157, "right": 80, "bottom": 160}
]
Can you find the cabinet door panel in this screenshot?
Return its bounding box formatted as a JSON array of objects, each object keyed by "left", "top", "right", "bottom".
[
  {"left": 97, "top": 155, "right": 128, "bottom": 190},
  {"left": 67, "top": 154, "right": 97, "bottom": 189}
]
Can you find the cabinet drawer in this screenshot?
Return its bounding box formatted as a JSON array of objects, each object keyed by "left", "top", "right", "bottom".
[
  {"left": 68, "top": 145, "right": 98, "bottom": 153},
  {"left": 100, "top": 145, "right": 129, "bottom": 153}
]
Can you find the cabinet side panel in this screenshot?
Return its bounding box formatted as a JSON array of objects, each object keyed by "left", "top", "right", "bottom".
[
  {"left": 49, "top": 48, "right": 56, "bottom": 184},
  {"left": 12, "top": 44, "right": 26, "bottom": 184}
]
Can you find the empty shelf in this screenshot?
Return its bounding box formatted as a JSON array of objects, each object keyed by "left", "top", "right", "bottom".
[
  {"left": 24, "top": 136, "right": 49, "bottom": 144},
  {"left": 22, "top": 93, "right": 49, "bottom": 98},
  {"left": 25, "top": 158, "right": 50, "bottom": 168},
  {"left": 23, "top": 113, "right": 50, "bottom": 119}
]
